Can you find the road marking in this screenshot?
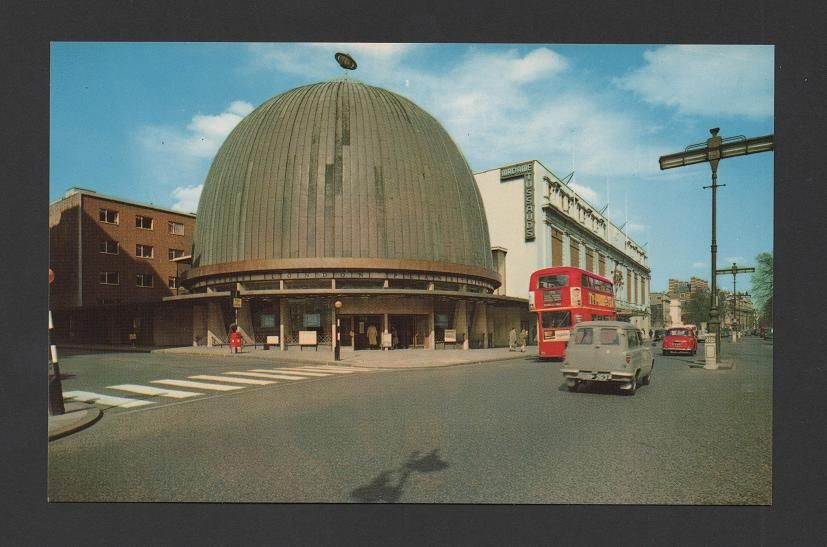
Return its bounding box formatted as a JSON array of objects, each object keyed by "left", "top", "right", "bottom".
[
  {"left": 256, "top": 368, "right": 331, "bottom": 377},
  {"left": 224, "top": 371, "right": 305, "bottom": 380},
  {"left": 150, "top": 379, "right": 243, "bottom": 391},
  {"left": 287, "top": 367, "right": 355, "bottom": 374},
  {"left": 189, "top": 375, "right": 275, "bottom": 385},
  {"left": 63, "top": 390, "right": 155, "bottom": 408},
  {"left": 107, "top": 384, "right": 202, "bottom": 398},
  {"left": 299, "top": 366, "right": 372, "bottom": 372}
]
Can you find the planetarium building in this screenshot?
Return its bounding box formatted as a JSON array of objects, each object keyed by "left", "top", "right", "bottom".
[{"left": 173, "top": 79, "right": 527, "bottom": 351}]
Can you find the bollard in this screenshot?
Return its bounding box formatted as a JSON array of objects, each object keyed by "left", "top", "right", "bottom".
[
  {"left": 704, "top": 333, "right": 718, "bottom": 370},
  {"left": 49, "top": 344, "right": 65, "bottom": 415}
]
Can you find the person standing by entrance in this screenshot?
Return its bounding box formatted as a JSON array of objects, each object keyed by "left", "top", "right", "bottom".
[
  {"left": 508, "top": 327, "right": 517, "bottom": 351},
  {"left": 367, "top": 323, "right": 378, "bottom": 349}
]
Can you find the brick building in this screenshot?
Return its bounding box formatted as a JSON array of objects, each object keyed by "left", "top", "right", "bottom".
[{"left": 49, "top": 188, "right": 195, "bottom": 345}]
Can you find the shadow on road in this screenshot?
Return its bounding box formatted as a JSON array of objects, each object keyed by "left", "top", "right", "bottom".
[{"left": 350, "top": 449, "right": 449, "bottom": 503}]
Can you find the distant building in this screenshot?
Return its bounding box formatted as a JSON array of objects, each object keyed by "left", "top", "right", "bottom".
[
  {"left": 49, "top": 187, "right": 196, "bottom": 345},
  {"left": 475, "top": 160, "right": 652, "bottom": 334},
  {"left": 649, "top": 292, "right": 672, "bottom": 329},
  {"left": 689, "top": 276, "right": 709, "bottom": 293}
]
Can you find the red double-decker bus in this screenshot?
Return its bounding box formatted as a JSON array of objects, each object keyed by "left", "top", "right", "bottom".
[{"left": 529, "top": 266, "right": 616, "bottom": 359}]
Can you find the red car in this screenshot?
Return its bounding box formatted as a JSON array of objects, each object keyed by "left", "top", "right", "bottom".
[{"left": 662, "top": 327, "right": 697, "bottom": 356}]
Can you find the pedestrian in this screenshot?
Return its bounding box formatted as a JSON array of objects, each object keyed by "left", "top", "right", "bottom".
[
  {"left": 648, "top": 329, "right": 653, "bottom": 339},
  {"left": 391, "top": 327, "right": 398, "bottom": 350},
  {"left": 508, "top": 327, "right": 517, "bottom": 351},
  {"left": 518, "top": 328, "right": 528, "bottom": 352},
  {"left": 229, "top": 325, "right": 243, "bottom": 354},
  {"left": 367, "top": 323, "right": 378, "bottom": 349}
]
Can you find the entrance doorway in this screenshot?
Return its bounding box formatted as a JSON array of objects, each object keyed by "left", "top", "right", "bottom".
[
  {"left": 345, "top": 315, "right": 383, "bottom": 350},
  {"left": 388, "top": 315, "right": 428, "bottom": 349}
]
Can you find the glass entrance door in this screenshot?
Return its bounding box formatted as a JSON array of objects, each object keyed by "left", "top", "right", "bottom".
[{"left": 339, "top": 316, "right": 354, "bottom": 348}]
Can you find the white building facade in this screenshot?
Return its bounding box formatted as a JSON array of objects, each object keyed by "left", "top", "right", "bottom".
[{"left": 475, "top": 160, "right": 652, "bottom": 335}]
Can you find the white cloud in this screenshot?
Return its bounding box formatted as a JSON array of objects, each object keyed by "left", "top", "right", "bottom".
[
  {"left": 615, "top": 45, "right": 773, "bottom": 118},
  {"left": 724, "top": 256, "right": 746, "bottom": 264},
  {"left": 136, "top": 101, "right": 253, "bottom": 188},
  {"left": 171, "top": 184, "right": 203, "bottom": 213},
  {"left": 692, "top": 261, "right": 706, "bottom": 269},
  {"left": 626, "top": 222, "right": 647, "bottom": 233},
  {"left": 568, "top": 182, "right": 600, "bottom": 205}
]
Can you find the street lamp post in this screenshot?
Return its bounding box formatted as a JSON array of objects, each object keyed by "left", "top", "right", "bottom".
[
  {"left": 715, "top": 262, "right": 755, "bottom": 342},
  {"left": 334, "top": 300, "right": 343, "bottom": 361},
  {"left": 659, "top": 128, "right": 773, "bottom": 364}
]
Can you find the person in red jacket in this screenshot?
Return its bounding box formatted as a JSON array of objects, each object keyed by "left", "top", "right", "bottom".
[{"left": 229, "top": 325, "right": 243, "bottom": 354}]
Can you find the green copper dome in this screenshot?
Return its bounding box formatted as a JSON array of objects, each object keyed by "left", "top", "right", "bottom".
[{"left": 189, "top": 79, "right": 497, "bottom": 284}]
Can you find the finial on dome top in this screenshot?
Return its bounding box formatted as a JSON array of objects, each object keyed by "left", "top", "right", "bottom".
[{"left": 335, "top": 52, "right": 357, "bottom": 70}]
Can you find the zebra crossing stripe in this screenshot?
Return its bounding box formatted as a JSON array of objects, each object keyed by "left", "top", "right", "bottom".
[
  {"left": 298, "top": 366, "right": 371, "bottom": 372},
  {"left": 290, "top": 367, "right": 356, "bottom": 374},
  {"left": 189, "top": 374, "right": 275, "bottom": 385},
  {"left": 257, "top": 368, "right": 331, "bottom": 377},
  {"left": 108, "top": 384, "right": 202, "bottom": 398},
  {"left": 63, "top": 390, "right": 155, "bottom": 408},
  {"left": 150, "top": 379, "right": 243, "bottom": 391},
  {"left": 224, "top": 371, "right": 305, "bottom": 381}
]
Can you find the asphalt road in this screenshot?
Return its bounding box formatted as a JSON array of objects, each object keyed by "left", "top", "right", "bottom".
[{"left": 48, "top": 338, "right": 772, "bottom": 503}]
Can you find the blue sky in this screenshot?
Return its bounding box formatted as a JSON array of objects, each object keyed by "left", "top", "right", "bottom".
[{"left": 50, "top": 42, "right": 774, "bottom": 293}]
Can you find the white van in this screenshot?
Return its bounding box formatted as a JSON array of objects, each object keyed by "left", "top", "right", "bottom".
[{"left": 560, "top": 321, "right": 654, "bottom": 395}]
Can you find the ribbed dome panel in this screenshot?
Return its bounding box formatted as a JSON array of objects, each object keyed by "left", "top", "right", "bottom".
[{"left": 192, "top": 79, "right": 494, "bottom": 272}]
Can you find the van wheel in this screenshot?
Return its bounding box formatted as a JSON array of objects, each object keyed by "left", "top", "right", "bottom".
[
  {"left": 567, "top": 381, "right": 579, "bottom": 392},
  {"left": 662, "top": 350, "right": 669, "bottom": 356},
  {"left": 625, "top": 373, "right": 638, "bottom": 395},
  {"left": 641, "top": 362, "right": 653, "bottom": 385}
]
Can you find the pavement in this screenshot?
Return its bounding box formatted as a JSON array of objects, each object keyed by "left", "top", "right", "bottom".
[
  {"left": 48, "top": 344, "right": 535, "bottom": 440},
  {"left": 154, "top": 344, "right": 537, "bottom": 368},
  {"left": 48, "top": 401, "right": 103, "bottom": 441}
]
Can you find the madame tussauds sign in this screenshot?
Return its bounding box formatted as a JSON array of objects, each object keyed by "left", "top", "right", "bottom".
[{"left": 500, "top": 162, "right": 535, "bottom": 241}]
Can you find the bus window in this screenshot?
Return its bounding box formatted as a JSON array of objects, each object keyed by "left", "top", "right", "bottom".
[
  {"left": 542, "top": 311, "right": 571, "bottom": 329},
  {"left": 538, "top": 274, "right": 568, "bottom": 289}
]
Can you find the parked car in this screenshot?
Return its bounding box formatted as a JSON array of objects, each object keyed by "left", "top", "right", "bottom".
[
  {"left": 662, "top": 326, "right": 698, "bottom": 356},
  {"left": 561, "top": 321, "right": 654, "bottom": 395}
]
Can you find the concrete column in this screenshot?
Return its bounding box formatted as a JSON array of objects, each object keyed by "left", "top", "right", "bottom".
[
  {"left": 280, "top": 298, "right": 288, "bottom": 351},
  {"left": 206, "top": 301, "right": 225, "bottom": 347},
  {"left": 237, "top": 301, "right": 255, "bottom": 344},
  {"left": 428, "top": 297, "right": 435, "bottom": 350},
  {"left": 474, "top": 302, "right": 488, "bottom": 349},
  {"left": 383, "top": 313, "right": 389, "bottom": 351},
  {"left": 454, "top": 300, "right": 468, "bottom": 350},
  {"left": 192, "top": 303, "right": 207, "bottom": 346}
]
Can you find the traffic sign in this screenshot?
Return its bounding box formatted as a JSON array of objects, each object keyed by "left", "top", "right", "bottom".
[{"left": 233, "top": 298, "right": 242, "bottom": 309}]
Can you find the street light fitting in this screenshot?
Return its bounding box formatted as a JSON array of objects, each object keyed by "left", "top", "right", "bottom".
[{"left": 658, "top": 133, "right": 774, "bottom": 170}]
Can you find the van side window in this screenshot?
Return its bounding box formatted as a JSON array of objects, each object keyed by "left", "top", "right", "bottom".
[
  {"left": 574, "top": 328, "right": 593, "bottom": 345},
  {"left": 628, "top": 331, "right": 638, "bottom": 348}
]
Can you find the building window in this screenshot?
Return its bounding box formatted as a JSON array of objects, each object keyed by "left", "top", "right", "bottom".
[
  {"left": 136, "top": 215, "right": 154, "bottom": 230},
  {"left": 585, "top": 247, "right": 594, "bottom": 273},
  {"left": 99, "top": 208, "right": 119, "bottom": 224},
  {"left": 569, "top": 238, "right": 580, "bottom": 268},
  {"left": 99, "top": 240, "right": 119, "bottom": 254},
  {"left": 169, "top": 248, "right": 185, "bottom": 261},
  {"left": 168, "top": 221, "right": 185, "bottom": 236},
  {"left": 598, "top": 254, "right": 606, "bottom": 277},
  {"left": 136, "top": 273, "right": 154, "bottom": 288},
  {"left": 99, "top": 271, "right": 119, "bottom": 285},
  {"left": 136, "top": 244, "right": 154, "bottom": 258},
  {"left": 551, "top": 227, "right": 563, "bottom": 267},
  {"left": 168, "top": 276, "right": 178, "bottom": 289}
]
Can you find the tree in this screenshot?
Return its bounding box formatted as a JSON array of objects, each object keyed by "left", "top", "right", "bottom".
[
  {"left": 682, "top": 287, "right": 730, "bottom": 327},
  {"left": 751, "top": 252, "right": 773, "bottom": 327}
]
